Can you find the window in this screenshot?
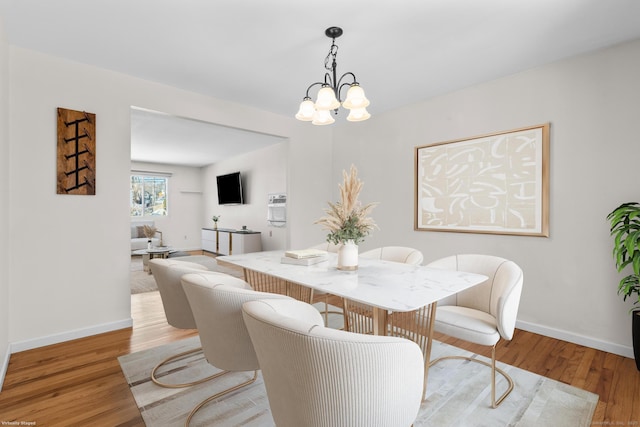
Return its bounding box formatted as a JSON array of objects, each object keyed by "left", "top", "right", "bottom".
[{"left": 130, "top": 174, "right": 168, "bottom": 217}]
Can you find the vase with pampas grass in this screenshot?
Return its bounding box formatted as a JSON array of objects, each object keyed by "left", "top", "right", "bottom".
[
  {"left": 143, "top": 225, "right": 157, "bottom": 250},
  {"left": 315, "top": 165, "right": 378, "bottom": 270}
]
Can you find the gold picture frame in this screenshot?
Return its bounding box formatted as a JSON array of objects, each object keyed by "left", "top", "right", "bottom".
[{"left": 414, "top": 123, "right": 549, "bottom": 236}]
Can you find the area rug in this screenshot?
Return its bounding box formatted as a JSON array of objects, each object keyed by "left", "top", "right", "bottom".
[
  {"left": 119, "top": 335, "right": 598, "bottom": 427},
  {"left": 130, "top": 256, "right": 158, "bottom": 294},
  {"left": 130, "top": 254, "right": 244, "bottom": 294}
]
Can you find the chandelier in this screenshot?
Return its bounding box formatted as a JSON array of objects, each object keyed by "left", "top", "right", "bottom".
[{"left": 295, "top": 27, "right": 370, "bottom": 125}]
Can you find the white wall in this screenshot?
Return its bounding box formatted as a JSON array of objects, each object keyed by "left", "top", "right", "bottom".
[
  {"left": 331, "top": 38, "right": 640, "bottom": 358},
  {"left": 8, "top": 48, "right": 133, "bottom": 349},
  {"left": 0, "top": 16, "right": 10, "bottom": 389},
  {"left": 202, "top": 142, "right": 288, "bottom": 251},
  {"left": 6, "top": 46, "right": 333, "bottom": 352},
  {"left": 287, "top": 127, "right": 334, "bottom": 249},
  {"left": 130, "top": 161, "right": 203, "bottom": 251}
]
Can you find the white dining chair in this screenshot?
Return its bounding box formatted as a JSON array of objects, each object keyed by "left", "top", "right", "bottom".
[
  {"left": 242, "top": 298, "right": 424, "bottom": 427},
  {"left": 148, "top": 258, "right": 231, "bottom": 388},
  {"left": 426, "top": 254, "right": 524, "bottom": 408},
  {"left": 180, "top": 272, "right": 294, "bottom": 426},
  {"left": 360, "top": 246, "right": 424, "bottom": 265}
]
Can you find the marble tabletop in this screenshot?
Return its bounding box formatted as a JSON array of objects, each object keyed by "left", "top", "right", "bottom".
[{"left": 218, "top": 251, "right": 487, "bottom": 312}]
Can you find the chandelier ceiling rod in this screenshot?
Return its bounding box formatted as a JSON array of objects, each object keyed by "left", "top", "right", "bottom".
[{"left": 295, "top": 27, "right": 371, "bottom": 125}]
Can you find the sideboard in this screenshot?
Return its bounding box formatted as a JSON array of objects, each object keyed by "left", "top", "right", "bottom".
[{"left": 201, "top": 228, "right": 262, "bottom": 255}]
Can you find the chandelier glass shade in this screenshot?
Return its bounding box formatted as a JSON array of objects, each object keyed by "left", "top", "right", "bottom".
[
  {"left": 312, "top": 109, "right": 335, "bottom": 126},
  {"left": 295, "top": 27, "right": 370, "bottom": 125}
]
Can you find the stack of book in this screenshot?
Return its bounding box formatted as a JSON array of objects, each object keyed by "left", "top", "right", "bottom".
[{"left": 281, "top": 249, "right": 329, "bottom": 266}]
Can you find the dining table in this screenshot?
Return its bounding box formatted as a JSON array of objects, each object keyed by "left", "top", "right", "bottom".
[{"left": 217, "top": 250, "right": 488, "bottom": 396}]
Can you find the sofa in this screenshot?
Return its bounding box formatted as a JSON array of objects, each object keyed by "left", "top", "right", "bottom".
[{"left": 131, "top": 220, "right": 161, "bottom": 251}]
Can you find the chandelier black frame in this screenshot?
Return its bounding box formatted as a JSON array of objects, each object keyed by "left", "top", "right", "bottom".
[{"left": 295, "top": 27, "right": 370, "bottom": 125}]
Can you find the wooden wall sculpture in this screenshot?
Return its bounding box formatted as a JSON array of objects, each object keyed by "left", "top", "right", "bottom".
[{"left": 57, "top": 107, "right": 96, "bottom": 195}]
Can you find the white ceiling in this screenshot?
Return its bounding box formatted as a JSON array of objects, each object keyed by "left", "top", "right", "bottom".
[
  {"left": 130, "top": 108, "right": 286, "bottom": 167},
  {"left": 2, "top": 0, "right": 640, "bottom": 166}
]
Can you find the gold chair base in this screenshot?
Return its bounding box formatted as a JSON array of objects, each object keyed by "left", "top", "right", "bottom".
[
  {"left": 429, "top": 351, "right": 514, "bottom": 408},
  {"left": 185, "top": 370, "right": 258, "bottom": 426},
  {"left": 151, "top": 347, "right": 229, "bottom": 388}
]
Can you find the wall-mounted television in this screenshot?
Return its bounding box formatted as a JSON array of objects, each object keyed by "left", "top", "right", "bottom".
[{"left": 216, "top": 171, "right": 244, "bottom": 205}]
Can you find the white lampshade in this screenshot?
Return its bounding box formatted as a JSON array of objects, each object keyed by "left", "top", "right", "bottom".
[
  {"left": 312, "top": 109, "right": 335, "bottom": 125},
  {"left": 295, "top": 98, "right": 315, "bottom": 121},
  {"left": 315, "top": 86, "right": 340, "bottom": 111},
  {"left": 342, "top": 84, "right": 370, "bottom": 109},
  {"left": 346, "top": 106, "right": 371, "bottom": 122}
]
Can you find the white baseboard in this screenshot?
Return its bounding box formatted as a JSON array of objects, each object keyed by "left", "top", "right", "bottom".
[
  {"left": 10, "top": 318, "right": 133, "bottom": 354},
  {"left": 516, "top": 319, "right": 634, "bottom": 359},
  {"left": 0, "top": 345, "right": 10, "bottom": 392}
]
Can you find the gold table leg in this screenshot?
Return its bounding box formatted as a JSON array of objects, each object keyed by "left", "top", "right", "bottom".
[
  {"left": 386, "top": 302, "right": 438, "bottom": 401},
  {"left": 372, "top": 307, "right": 388, "bottom": 336},
  {"left": 422, "top": 302, "right": 437, "bottom": 401}
]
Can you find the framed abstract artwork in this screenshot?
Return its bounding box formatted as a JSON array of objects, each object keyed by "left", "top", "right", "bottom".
[{"left": 414, "top": 123, "right": 549, "bottom": 236}]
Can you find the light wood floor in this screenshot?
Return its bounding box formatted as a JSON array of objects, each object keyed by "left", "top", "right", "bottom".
[{"left": 0, "top": 291, "right": 638, "bottom": 426}]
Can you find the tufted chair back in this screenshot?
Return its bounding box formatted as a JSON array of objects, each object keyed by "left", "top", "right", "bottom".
[
  {"left": 360, "top": 246, "right": 424, "bottom": 265},
  {"left": 148, "top": 258, "right": 219, "bottom": 329},
  {"left": 180, "top": 272, "right": 292, "bottom": 372},
  {"left": 426, "top": 254, "right": 523, "bottom": 340},
  {"left": 242, "top": 298, "right": 424, "bottom": 427}
]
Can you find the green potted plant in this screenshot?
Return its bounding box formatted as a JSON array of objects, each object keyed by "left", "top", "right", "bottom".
[
  {"left": 607, "top": 202, "right": 640, "bottom": 370},
  {"left": 315, "top": 165, "right": 378, "bottom": 270}
]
